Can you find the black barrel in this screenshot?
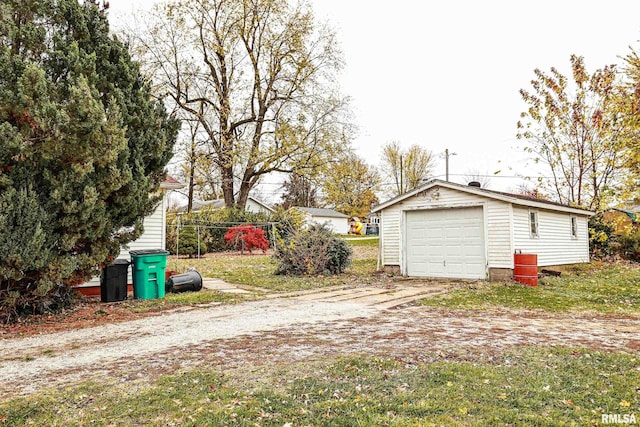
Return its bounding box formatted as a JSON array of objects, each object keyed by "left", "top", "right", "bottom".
[
  {"left": 167, "top": 269, "right": 203, "bottom": 293},
  {"left": 101, "top": 259, "right": 130, "bottom": 302}
]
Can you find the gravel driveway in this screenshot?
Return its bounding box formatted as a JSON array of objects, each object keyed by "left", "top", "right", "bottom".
[{"left": 1, "top": 282, "right": 638, "bottom": 399}]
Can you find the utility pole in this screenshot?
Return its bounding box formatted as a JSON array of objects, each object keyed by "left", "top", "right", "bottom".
[
  {"left": 399, "top": 154, "right": 403, "bottom": 194},
  {"left": 445, "top": 148, "right": 457, "bottom": 181}
]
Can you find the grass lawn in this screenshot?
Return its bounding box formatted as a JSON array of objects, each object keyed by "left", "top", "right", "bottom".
[
  {"left": 166, "top": 239, "right": 379, "bottom": 293},
  {"left": 5, "top": 243, "right": 640, "bottom": 425},
  {"left": 2, "top": 347, "right": 638, "bottom": 426},
  {"left": 118, "top": 288, "right": 241, "bottom": 313},
  {"left": 420, "top": 262, "right": 640, "bottom": 316}
]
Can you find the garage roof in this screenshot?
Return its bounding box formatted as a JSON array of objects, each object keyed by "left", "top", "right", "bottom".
[
  {"left": 372, "top": 179, "right": 594, "bottom": 216},
  {"left": 295, "top": 207, "right": 349, "bottom": 218}
]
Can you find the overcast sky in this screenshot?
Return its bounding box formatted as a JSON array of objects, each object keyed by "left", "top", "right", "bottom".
[{"left": 106, "top": 0, "right": 640, "bottom": 194}]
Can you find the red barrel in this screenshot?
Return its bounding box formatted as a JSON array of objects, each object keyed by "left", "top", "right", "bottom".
[{"left": 514, "top": 253, "right": 538, "bottom": 286}]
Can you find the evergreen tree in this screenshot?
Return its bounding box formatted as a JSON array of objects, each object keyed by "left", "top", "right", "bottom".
[
  {"left": 177, "top": 226, "right": 200, "bottom": 258},
  {"left": 0, "top": 0, "right": 179, "bottom": 322},
  {"left": 280, "top": 173, "right": 320, "bottom": 209}
]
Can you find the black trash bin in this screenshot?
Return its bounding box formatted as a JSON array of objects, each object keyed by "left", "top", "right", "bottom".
[
  {"left": 166, "top": 269, "right": 203, "bottom": 293},
  {"left": 101, "top": 259, "right": 130, "bottom": 302}
]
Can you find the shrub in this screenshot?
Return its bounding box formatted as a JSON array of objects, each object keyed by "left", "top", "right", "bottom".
[
  {"left": 270, "top": 207, "right": 306, "bottom": 246},
  {"left": 274, "top": 223, "right": 352, "bottom": 275},
  {"left": 326, "top": 234, "right": 353, "bottom": 274},
  {"left": 618, "top": 229, "right": 640, "bottom": 262},
  {"left": 589, "top": 214, "right": 617, "bottom": 259},
  {"left": 224, "top": 225, "right": 269, "bottom": 254},
  {"left": 178, "top": 226, "right": 202, "bottom": 258},
  {"left": 165, "top": 211, "right": 180, "bottom": 255}
]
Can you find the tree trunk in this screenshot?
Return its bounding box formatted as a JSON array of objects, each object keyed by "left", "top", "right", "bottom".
[
  {"left": 187, "top": 164, "right": 195, "bottom": 213},
  {"left": 237, "top": 179, "right": 252, "bottom": 210},
  {"left": 222, "top": 165, "right": 235, "bottom": 207}
]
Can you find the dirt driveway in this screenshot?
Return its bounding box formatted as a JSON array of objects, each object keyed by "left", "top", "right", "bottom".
[{"left": 1, "top": 281, "right": 638, "bottom": 399}]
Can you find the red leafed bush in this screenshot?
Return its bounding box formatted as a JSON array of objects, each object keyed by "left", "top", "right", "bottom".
[{"left": 224, "top": 225, "right": 269, "bottom": 254}]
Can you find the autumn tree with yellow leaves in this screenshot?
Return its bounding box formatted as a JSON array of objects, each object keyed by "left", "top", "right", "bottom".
[
  {"left": 517, "top": 55, "right": 638, "bottom": 211},
  {"left": 322, "top": 153, "right": 380, "bottom": 219}
]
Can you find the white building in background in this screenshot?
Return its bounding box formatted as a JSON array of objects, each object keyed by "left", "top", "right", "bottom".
[{"left": 294, "top": 207, "right": 350, "bottom": 235}]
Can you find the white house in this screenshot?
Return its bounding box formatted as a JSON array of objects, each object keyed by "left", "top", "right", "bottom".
[
  {"left": 371, "top": 180, "right": 594, "bottom": 281},
  {"left": 76, "top": 176, "right": 185, "bottom": 295},
  {"left": 295, "top": 207, "right": 350, "bottom": 234},
  {"left": 176, "top": 196, "right": 274, "bottom": 214}
]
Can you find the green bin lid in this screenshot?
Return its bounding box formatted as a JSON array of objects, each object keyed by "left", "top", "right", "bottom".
[{"left": 129, "top": 249, "right": 170, "bottom": 256}]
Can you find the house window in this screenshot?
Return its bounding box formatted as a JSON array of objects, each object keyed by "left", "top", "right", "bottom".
[
  {"left": 570, "top": 216, "right": 578, "bottom": 238},
  {"left": 529, "top": 209, "right": 539, "bottom": 238}
]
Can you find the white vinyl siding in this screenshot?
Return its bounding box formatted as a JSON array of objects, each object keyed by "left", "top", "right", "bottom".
[
  {"left": 486, "top": 200, "right": 513, "bottom": 268},
  {"left": 380, "top": 208, "right": 401, "bottom": 266},
  {"left": 306, "top": 215, "right": 349, "bottom": 235},
  {"left": 119, "top": 200, "right": 165, "bottom": 258},
  {"left": 245, "top": 198, "right": 273, "bottom": 214},
  {"left": 513, "top": 206, "right": 589, "bottom": 266}
]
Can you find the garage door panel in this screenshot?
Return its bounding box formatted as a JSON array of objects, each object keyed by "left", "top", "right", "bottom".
[
  {"left": 427, "top": 261, "right": 446, "bottom": 275},
  {"left": 406, "top": 207, "right": 485, "bottom": 279}
]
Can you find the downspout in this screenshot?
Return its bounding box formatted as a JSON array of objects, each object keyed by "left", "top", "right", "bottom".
[{"left": 377, "top": 215, "right": 382, "bottom": 271}]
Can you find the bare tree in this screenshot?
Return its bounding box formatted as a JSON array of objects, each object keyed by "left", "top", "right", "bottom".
[
  {"left": 280, "top": 172, "right": 320, "bottom": 209},
  {"left": 131, "top": 0, "right": 351, "bottom": 209},
  {"left": 381, "top": 141, "right": 436, "bottom": 197}
]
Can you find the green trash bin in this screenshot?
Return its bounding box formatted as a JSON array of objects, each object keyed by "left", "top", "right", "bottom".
[{"left": 129, "top": 249, "right": 169, "bottom": 299}]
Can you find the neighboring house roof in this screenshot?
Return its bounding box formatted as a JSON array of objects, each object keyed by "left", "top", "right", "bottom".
[
  {"left": 160, "top": 175, "right": 185, "bottom": 190},
  {"left": 607, "top": 208, "right": 639, "bottom": 223},
  {"left": 295, "top": 207, "right": 349, "bottom": 218},
  {"left": 372, "top": 179, "right": 594, "bottom": 216},
  {"left": 177, "top": 197, "right": 273, "bottom": 213},
  {"left": 176, "top": 199, "right": 224, "bottom": 213}
]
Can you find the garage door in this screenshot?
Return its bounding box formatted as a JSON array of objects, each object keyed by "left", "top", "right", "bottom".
[{"left": 405, "top": 207, "right": 486, "bottom": 279}]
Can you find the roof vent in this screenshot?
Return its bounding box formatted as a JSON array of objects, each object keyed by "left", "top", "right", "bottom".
[{"left": 468, "top": 181, "right": 481, "bottom": 188}]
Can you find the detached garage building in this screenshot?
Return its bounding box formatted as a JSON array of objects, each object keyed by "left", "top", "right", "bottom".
[{"left": 372, "top": 180, "right": 593, "bottom": 280}]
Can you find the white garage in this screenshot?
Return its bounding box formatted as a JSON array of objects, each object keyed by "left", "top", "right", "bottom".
[
  {"left": 372, "top": 180, "right": 593, "bottom": 281},
  {"left": 405, "top": 207, "right": 486, "bottom": 279}
]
